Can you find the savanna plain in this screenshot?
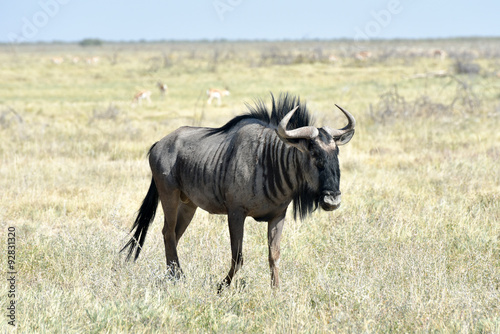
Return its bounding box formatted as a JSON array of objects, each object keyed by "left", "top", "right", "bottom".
[{"left": 1, "top": 39, "right": 499, "bottom": 333}]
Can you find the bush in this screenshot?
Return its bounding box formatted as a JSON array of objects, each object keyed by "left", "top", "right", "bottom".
[
  {"left": 79, "top": 38, "right": 103, "bottom": 47},
  {"left": 454, "top": 60, "right": 481, "bottom": 75}
]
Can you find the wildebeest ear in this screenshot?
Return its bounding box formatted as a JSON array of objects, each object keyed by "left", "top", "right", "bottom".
[{"left": 334, "top": 129, "right": 355, "bottom": 146}]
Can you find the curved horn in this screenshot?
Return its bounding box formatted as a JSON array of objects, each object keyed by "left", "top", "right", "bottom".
[
  {"left": 324, "top": 104, "right": 356, "bottom": 137},
  {"left": 277, "top": 106, "right": 319, "bottom": 140}
]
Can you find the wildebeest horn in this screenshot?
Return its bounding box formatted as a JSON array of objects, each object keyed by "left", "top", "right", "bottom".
[
  {"left": 277, "top": 106, "right": 319, "bottom": 140},
  {"left": 324, "top": 104, "right": 356, "bottom": 137}
]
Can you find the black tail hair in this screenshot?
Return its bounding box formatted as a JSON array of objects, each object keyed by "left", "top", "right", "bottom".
[{"left": 121, "top": 177, "right": 159, "bottom": 261}]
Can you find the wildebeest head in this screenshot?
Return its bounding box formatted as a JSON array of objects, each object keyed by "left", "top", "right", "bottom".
[{"left": 276, "top": 104, "right": 355, "bottom": 213}]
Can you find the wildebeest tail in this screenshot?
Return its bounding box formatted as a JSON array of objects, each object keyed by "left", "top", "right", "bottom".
[{"left": 121, "top": 177, "right": 159, "bottom": 261}]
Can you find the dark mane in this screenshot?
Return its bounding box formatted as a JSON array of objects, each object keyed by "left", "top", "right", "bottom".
[
  {"left": 206, "top": 93, "right": 313, "bottom": 136},
  {"left": 291, "top": 184, "right": 318, "bottom": 221}
]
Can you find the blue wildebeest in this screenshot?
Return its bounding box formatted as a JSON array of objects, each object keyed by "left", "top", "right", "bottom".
[{"left": 122, "top": 94, "right": 355, "bottom": 290}]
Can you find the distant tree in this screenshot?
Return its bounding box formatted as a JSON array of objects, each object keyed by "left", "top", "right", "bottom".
[{"left": 79, "top": 38, "right": 103, "bottom": 47}]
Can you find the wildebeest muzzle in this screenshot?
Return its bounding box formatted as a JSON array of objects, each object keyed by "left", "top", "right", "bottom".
[{"left": 320, "top": 190, "right": 341, "bottom": 211}]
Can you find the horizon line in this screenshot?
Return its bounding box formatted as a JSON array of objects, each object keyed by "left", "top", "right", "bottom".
[{"left": 2, "top": 35, "right": 500, "bottom": 45}]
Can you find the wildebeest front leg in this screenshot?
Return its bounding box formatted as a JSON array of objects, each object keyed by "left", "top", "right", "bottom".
[
  {"left": 218, "top": 210, "right": 246, "bottom": 292},
  {"left": 268, "top": 213, "right": 286, "bottom": 288}
]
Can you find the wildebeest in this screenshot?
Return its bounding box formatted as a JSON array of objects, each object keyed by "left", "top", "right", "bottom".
[{"left": 122, "top": 93, "right": 355, "bottom": 290}]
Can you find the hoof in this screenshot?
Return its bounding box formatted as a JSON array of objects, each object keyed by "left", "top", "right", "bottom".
[
  {"left": 217, "top": 278, "right": 246, "bottom": 294},
  {"left": 217, "top": 278, "right": 230, "bottom": 294},
  {"left": 166, "top": 266, "right": 184, "bottom": 281}
]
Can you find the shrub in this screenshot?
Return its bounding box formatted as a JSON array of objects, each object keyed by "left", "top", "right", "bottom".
[
  {"left": 454, "top": 60, "right": 481, "bottom": 75},
  {"left": 79, "top": 38, "right": 103, "bottom": 47}
]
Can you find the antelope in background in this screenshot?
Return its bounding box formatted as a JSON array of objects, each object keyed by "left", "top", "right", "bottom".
[
  {"left": 157, "top": 82, "right": 168, "bottom": 97},
  {"left": 86, "top": 56, "right": 100, "bottom": 65},
  {"left": 207, "top": 88, "right": 230, "bottom": 106},
  {"left": 432, "top": 49, "right": 447, "bottom": 61},
  {"left": 355, "top": 51, "right": 372, "bottom": 61},
  {"left": 132, "top": 90, "right": 152, "bottom": 106},
  {"left": 51, "top": 57, "right": 64, "bottom": 65},
  {"left": 328, "top": 54, "right": 340, "bottom": 63}
]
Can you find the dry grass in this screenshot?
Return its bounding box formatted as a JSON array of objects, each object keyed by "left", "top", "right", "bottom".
[{"left": 1, "top": 39, "right": 499, "bottom": 333}]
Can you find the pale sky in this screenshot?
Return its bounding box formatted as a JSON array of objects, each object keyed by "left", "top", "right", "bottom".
[{"left": 1, "top": 0, "right": 499, "bottom": 43}]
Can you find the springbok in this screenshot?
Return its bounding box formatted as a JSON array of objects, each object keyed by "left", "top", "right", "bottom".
[
  {"left": 86, "top": 57, "right": 100, "bottom": 65},
  {"left": 207, "top": 88, "right": 230, "bottom": 105},
  {"left": 328, "top": 54, "right": 340, "bottom": 63},
  {"left": 51, "top": 57, "right": 64, "bottom": 65},
  {"left": 355, "top": 51, "right": 372, "bottom": 61},
  {"left": 432, "top": 49, "right": 447, "bottom": 61},
  {"left": 157, "top": 82, "right": 168, "bottom": 97},
  {"left": 133, "top": 90, "right": 152, "bottom": 105}
]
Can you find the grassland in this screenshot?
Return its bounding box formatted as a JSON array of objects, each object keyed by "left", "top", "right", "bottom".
[{"left": 1, "top": 39, "right": 499, "bottom": 333}]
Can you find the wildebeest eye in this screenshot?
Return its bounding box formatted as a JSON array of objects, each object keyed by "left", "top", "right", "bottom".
[{"left": 316, "top": 158, "right": 325, "bottom": 169}]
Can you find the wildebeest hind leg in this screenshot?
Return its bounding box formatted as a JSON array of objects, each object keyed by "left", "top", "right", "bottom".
[
  {"left": 158, "top": 188, "right": 183, "bottom": 279},
  {"left": 175, "top": 201, "right": 197, "bottom": 243}
]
